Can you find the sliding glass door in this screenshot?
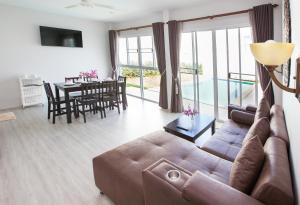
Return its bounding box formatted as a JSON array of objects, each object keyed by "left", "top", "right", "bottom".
[
  {"left": 118, "top": 35, "right": 159, "bottom": 102},
  {"left": 180, "top": 27, "right": 258, "bottom": 121}
]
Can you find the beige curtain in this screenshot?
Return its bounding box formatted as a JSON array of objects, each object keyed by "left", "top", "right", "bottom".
[{"left": 152, "top": 22, "right": 168, "bottom": 109}]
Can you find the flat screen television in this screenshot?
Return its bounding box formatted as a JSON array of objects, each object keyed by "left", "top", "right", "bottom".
[{"left": 40, "top": 26, "right": 83, "bottom": 48}]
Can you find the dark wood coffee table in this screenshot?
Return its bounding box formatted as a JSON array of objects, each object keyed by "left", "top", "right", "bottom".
[{"left": 164, "top": 115, "right": 216, "bottom": 143}]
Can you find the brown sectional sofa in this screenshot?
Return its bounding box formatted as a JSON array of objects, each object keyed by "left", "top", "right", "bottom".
[
  {"left": 201, "top": 104, "right": 289, "bottom": 162},
  {"left": 93, "top": 101, "right": 294, "bottom": 205}
]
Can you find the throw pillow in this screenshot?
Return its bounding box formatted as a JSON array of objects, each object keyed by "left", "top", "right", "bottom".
[
  {"left": 254, "top": 97, "right": 270, "bottom": 121},
  {"left": 231, "top": 110, "right": 255, "bottom": 126},
  {"left": 243, "top": 117, "right": 270, "bottom": 145},
  {"left": 229, "top": 135, "right": 265, "bottom": 194}
]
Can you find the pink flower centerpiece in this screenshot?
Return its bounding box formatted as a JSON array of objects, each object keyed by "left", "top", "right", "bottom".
[
  {"left": 183, "top": 105, "right": 198, "bottom": 120},
  {"left": 79, "top": 70, "right": 98, "bottom": 80},
  {"left": 90, "top": 70, "right": 98, "bottom": 78}
]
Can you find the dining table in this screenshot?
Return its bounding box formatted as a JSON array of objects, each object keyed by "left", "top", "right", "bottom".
[{"left": 54, "top": 81, "right": 127, "bottom": 123}]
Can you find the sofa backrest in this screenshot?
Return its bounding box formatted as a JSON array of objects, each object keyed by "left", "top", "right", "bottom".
[
  {"left": 251, "top": 137, "right": 294, "bottom": 205},
  {"left": 269, "top": 105, "right": 289, "bottom": 145}
]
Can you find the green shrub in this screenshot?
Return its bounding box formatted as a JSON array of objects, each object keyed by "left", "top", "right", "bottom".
[
  {"left": 121, "top": 68, "right": 140, "bottom": 77},
  {"left": 121, "top": 67, "right": 160, "bottom": 78},
  {"left": 144, "top": 70, "right": 160, "bottom": 77}
]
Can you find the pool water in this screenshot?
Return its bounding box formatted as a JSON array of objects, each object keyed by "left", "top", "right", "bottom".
[{"left": 181, "top": 79, "right": 254, "bottom": 107}]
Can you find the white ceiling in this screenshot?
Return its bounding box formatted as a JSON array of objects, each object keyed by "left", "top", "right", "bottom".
[{"left": 0, "top": 0, "right": 212, "bottom": 22}]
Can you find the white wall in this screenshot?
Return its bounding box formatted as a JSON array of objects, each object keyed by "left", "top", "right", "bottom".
[
  {"left": 0, "top": 4, "right": 110, "bottom": 110},
  {"left": 283, "top": 0, "right": 300, "bottom": 203},
  {"left": 111, "top": 0, "right": 283, "bottom": 109}
]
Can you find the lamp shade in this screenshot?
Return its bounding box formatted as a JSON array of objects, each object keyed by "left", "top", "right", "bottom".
[{"left": 250, "top": 41, "right": 295, "bottom": 66}]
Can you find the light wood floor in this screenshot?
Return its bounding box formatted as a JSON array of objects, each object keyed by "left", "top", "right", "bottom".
[{"left": 0, "top": 97, "right": 180, "bottom": 205}]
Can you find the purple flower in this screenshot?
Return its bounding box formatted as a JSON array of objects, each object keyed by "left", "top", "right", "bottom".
[
  {"left": 183, "top": 105, "right": 198, "bottom": 117},
  {"left": 90, "top": 70, "right": 98, "bottom": 78},
  {"left": 79, "top": 70, "right": 98, "bottom": 78}
]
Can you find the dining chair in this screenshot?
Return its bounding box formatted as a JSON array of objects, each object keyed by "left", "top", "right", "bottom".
[
  {"left": 43, "top": 81, "right": 76, "bottom": 124},
  {"left": 65, "top": 77, "right": 80, "bottom": 83},
  {"left": 96, "top": 83, "right": 106, "bottom": 119},
  {"left": 117, "top": 76, "right": 127, "bottom": 106},
  {"left": 101, "top": 80, "right": 120, "bottom": 114},
  {"left": 83, "top": 76, "right": 98, "bottom": 82},
  {"left": 76, "top": 82, "right": 99, "bottom": 123},
  {"left": 64, "top": 77, "right": 83, "bottom": 98}
]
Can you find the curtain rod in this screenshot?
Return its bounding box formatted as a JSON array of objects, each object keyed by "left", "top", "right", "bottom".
[
  {"left": 116, "top": 4, "right": 278, "bottom": 32},
  {"left": 179, "top": 4, "right": 278, "bottom": 23},
  {"left": 117, "top": 25, "right": 153, "bottom": 32}
]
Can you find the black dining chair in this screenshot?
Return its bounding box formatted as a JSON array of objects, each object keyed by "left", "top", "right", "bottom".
[
  {"left": 96, "top": 83, "right": 106, "bottom": 119},
  {"left": 43, "top": 81, "right": 76, "bottom": 124},
  {"left": 117, "top": 76, "right": 127, "bottom": 106},
  {"left": 76, "top": 82, "right": 99, "bottom": 123},
  {"left": 65, "top": 77, "right": 82, "bottom": 99},
  {"left": 101, "top": 80, "right": 120, "bottom": 114},
  {"left": 83, "top": 76, "right": 98, "bottom": 82},
  {"left": 65, "top": 77, "right": 80, "bottom": 83}
]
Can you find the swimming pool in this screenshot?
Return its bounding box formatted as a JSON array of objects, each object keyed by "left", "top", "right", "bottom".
[{"left": 181, "top": 79, "right": 255, "bottom": 107}]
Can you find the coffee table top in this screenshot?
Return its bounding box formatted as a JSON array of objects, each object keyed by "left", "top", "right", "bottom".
[{"left": 164, "top": 114, "right": 216, "bottom": 142}]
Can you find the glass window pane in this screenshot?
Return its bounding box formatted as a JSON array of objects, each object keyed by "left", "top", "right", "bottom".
[
  {"left": 197, "top": 31, "right": 214, "bottom": 117},
  {"left": 129, "top": 53, "right": 139, "bottom": 66},
  {"left": 143, "top": 68, "right": 160, "bottom": 102},
  {"left": 216, "top": 30, "right": 227, "bottom": 80},
  {"left": 141, "top": 48, "right": 153, "bottom": 53},
  {"left": 197, "top": 31, "right": 213, "bottom": 78},
  {"left": 216, "top": 29, "right": 228, "bottom": 120},
  {"left": 142, "top": 53, "right": 154, "bottom": 67},
  {"left": 180, "top": 33, "right": 193, "bottom": 68},
  {"left": 128, "top": 37, "right": 138, "bottom": 50},
  {"left": 121, "top": 67, "right": 141, "bottom": 97},
  {"left": 240, "top": 27, "right": 255, "bottom": 75},
  {"left": 119, "top": 38, "right": 127, "bottom": 65},
  {"left": 240, "top": 27, "right": 256, "bottom": 107},
  {"left": 228, "top": 29, "right": 239, "bottom": 74},
  {"left": 140, "top": 36, "right": 153, "bottom": 49},
  {"left": 228, "top": 29, "right": 241, "bottom": 106}
]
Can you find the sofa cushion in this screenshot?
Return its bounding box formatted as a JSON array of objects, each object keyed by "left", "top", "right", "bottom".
[
  {"left": 243, "top": 118, "right": 270, "bottom": 145},
  {"left": 229, "top": 135, "right": 265, "bottom": 194},
  {"left": 201, "top": 120, "right": 250, "bottom": 162},
  {"left": 251, "top": 137, "right": 294, "bottom": 205},
  {"left": 254, "top": 97, "right": 270, "bottom": 121},
  {"left": 270, "top": 105, "right": 289, "bottom": 145},
  {"left": 201, "top": 137, "right": 240, "bottom": 162},
  {"left": 231, "top": 110, "right": 255, "bottom": 126},
  {"left": 93, "top": 131, "right": 232, "bottom": 205},
  {"left": 221, "top": 120, "right": 250, "bottom": 139}
]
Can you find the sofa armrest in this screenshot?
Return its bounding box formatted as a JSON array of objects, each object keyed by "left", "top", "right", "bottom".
[
  {"left": 245, "top": 105, "right": 257, "bottom": 113},
  {"left": 228, "top": 104, "right": 256, "bottom": 119},
  {"left": 230, "top": 110, "right": 255, "bottom": 126},
  {"left": 143, "top": 159, "right": 264, "bottom": 205},
  {"left": 142, "top": 158, "right": 192, "bottom": 205},
  {"left": 182, "top": 171, "right": 264, "bottom": 205},
  {"left": 228, "top": 104, "right": 247, "bottom": 119}
]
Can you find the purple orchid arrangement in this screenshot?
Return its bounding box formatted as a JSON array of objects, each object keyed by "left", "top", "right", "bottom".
[
  {"left": 183, "top": 105, "right": 198, "bottom": 118},
  {"left": 79, "top": 70, "right": 98, "bottom": 78}
]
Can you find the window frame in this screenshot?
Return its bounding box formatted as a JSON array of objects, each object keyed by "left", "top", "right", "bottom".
[
  {"left": 179, "top": 26, "right": 258, "bottom": 121},
  {"left": 118, "top": 35, "right": 157, "bottom": 70},
  {"left": 118, "top": 35, "right": 159, "bottom": 103}
]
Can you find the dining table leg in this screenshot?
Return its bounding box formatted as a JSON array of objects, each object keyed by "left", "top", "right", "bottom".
[
  {"left": 121, "top": 84, "right": 127, "bottom": 110},
  {"left": 55, "top": 85, "right": 61, "bottom": 114},
  {"left": 64, "top": 90, "right": 72, "bottom": 124}
]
